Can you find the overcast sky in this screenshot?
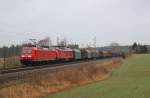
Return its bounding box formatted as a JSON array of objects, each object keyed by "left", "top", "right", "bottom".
[{"left": 0, "top": 0, "right": 150, "bottom": 47}]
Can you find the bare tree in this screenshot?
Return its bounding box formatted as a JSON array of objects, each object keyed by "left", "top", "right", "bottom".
[{"left": 38, "top": 37, "right": 52, "bottom": 48}]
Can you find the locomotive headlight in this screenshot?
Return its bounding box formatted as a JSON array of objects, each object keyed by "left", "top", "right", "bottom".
[
  {"left": 28, "top": 55, "right": 32, "bottom": 58},
  {"left": 21, "top": 55, "right": 25, "bottom": 58}
]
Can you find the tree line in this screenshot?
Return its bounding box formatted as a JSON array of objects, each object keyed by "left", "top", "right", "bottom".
[
  {"left": 132, "top": 42, "right": 150, "bottom": 53},
  {"left": 0, "top": 45, "right": 21, "bottom": 58},
  {"left": 0, "top": 42, "right": 149, "bottom": 58}
]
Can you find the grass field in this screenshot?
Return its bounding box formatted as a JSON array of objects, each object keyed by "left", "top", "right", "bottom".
[{"left": 46, "top": 54, "right": 150, "bottom": 98}]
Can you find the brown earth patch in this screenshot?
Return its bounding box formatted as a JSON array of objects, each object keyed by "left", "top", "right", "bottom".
[{"left": 0, "top": 58, "right": 123, "bottom": 98}]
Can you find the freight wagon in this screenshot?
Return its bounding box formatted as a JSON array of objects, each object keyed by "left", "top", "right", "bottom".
[
  {"left": 73, "top": 49, "right": 81, "bottom": 60},
  {"left": 80, "top": 49, "right": 89, "bottom": 59},
  {"left": 89, "top": 49, "right": 99, "bottom": 59}
]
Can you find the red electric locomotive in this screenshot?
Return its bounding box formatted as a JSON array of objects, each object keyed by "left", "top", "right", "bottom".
[
  {"left": 55, "top": 47, "right": 73, "bottom": 61},
  {"left": 20, "top": 47, "right": 57, "bottom": 65}
]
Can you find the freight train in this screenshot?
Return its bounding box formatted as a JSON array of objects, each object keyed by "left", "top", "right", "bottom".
[{"left": 20, "top": 46, "right": 124, "bottom": 66}]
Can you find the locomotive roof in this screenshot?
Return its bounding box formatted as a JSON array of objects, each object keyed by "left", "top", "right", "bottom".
[{"left": 22, "top": 47, "right": 37, "bottom": 49}]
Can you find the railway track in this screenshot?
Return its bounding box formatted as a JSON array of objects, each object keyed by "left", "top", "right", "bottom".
[
  {"left": 0, "top": 57, "right": 117, "bottom": 87},
  {"left": 0, "top": 58, "right": 110, "bottom": 74}
]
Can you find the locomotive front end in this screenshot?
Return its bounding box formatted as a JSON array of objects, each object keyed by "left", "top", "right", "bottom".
[{"left": 20, "top": 47, "right": 34, "bottom": 65}]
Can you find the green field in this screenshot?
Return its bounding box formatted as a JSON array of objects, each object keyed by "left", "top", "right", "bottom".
[{"left": 46, "top": 54, "right": 150, "bottom": 98}]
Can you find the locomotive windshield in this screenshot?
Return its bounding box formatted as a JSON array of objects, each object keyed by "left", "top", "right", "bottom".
[{"left": 22, "top": 48, "right": 32, "bottom": 54}]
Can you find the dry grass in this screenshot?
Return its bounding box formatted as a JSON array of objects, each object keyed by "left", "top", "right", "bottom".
[
  {"left": 0, "top": 58, "right": 3, "bottom": 66},
  {"left": 0, "top": 56, "right": 22, "bottom": 69},
  {"left": 0, "top": 58, "right": 123, "bottom": 98}
]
